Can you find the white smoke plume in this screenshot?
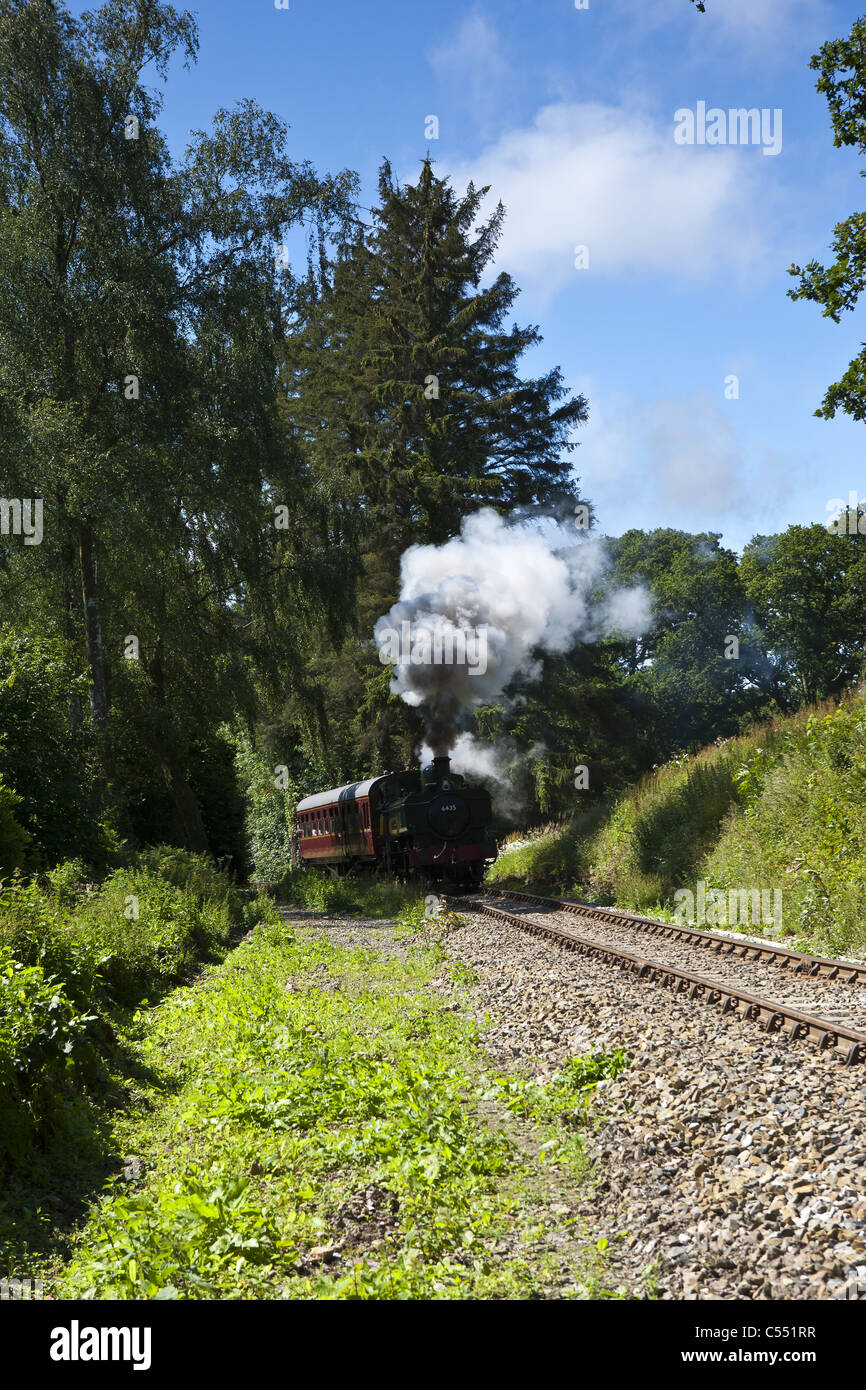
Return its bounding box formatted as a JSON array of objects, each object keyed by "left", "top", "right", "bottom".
[
  {"left": 374, "top": 507, "right": 651, "bottom": 756},
  {"left": 419, "top": 732, "right": 546, "bottom": 819}
]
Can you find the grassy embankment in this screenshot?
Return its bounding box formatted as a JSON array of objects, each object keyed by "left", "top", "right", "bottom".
[
  {"left": 488, "top": 695, "right": 866, "bottom": 957},
  {"left": 1, "top": 860, "right": 629, "bottom": 1300}
]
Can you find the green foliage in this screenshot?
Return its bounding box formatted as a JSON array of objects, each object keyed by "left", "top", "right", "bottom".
[
  {"left": 486, "top": 823, "right": 586, "bottom": 892},
  {"left": 285, "top": 156, "right": 588, "bottom": 556},
  {"left": 63, "top": 1177, "right": 282, "bottom": 1300},
  {"left": 0, "top": 0, "right": 357, "bottom": 857},
  {"left": 629, "top": 762, "right": 739, "bottom": 889},
  {"left": 131, "top": 847, "right": 244, "bottom": 929},
  {"left": 227, "top": 725, "right": 302, "bottom": 881},
  {"left": 732, "top": 746, "right": 772, "bottom": 807},
  {"left": 740, "top": 525, "right": 866, "bottom": 704},
  {"left": 495, "top": 694, "right": 866, "bottom": 955},
  {"left": 487, "top": 1049, "right": 630, "bottom": 1124},
  {"left": 702, "top": 699, "right": 866, "bottom": 953},
  {"left": 0, "top": 627, "right": 101, "bottom": 866},
  {"left": 608, "top": 529, "right": 778, "bottom": 758},
  {"left": 275, "top": 155, "right": 590, "bottom": 779},
  {"left": 278, "top": 867, "right": 421, "bottom": 921},
  {"left": 58, "top": 919, "right": 609, "bottom": 1300},
  {"left": 0, "top": 947, "right": 96, "bottom": 1168},
  {"left": 42, "top": 858, "right": 89, "bottom": 906},
  {"left": 495, "top": 643, "right": 646, "bottom": 822},
  {"left": 0, "top": 779, "right": 29, "bottom": 877},
  {"left": 0, "top": 848, "right": 249, "bottom": 1023},
  {"left": 788, "top": 16, "right": 866, "bottom": 420},
  {"left": 71, "top": 872, "right": 230, "bottom": 1008},
  {"left": 395, "top": 900, "right": 466, "bottom": 944},
  {"left": 0, "top": 845, "right": 262, "bottom": 1177}
]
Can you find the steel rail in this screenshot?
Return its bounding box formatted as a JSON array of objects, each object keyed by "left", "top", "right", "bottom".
[
  {"left": 461, "top": 899, "right": 866, "bottom": 1065},
  {"left": 478, "top": 887, "right": 866, "bottom": 985}
]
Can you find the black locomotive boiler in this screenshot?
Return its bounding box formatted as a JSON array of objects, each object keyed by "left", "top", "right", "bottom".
[{"left": 296, "top": 755, "right": 497, "bottom": 889}]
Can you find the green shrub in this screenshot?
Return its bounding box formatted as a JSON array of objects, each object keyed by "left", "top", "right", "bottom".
[
  {"left": 0, "top": 851, "right": 257, "bottom": 1180},
  {"left": 0, "top": 626, "right": 109, "bottom": 868},
  {"left": 76, "top": 872, "right": 222, "bottom": 1006},
  {"left": 0, "top": 780, "right": 30, "bottom": 878},
  {"left": 277, "top": 867, "right": 421, "bottom": 920},
  {"left": 131, "top": 847, "right": 243, "bottom": 924},
  {"left": 0, "top": 946, "right": 96, "bottom": 1167},
  {"left": 42, "top": 857, "right": 89, "bottom": 906},
  {"left": 486, "top": 822, "right": 585, "bottom": 890},
  {"left": 0, "top": 851, "right": 241, "bottom": 1011}
]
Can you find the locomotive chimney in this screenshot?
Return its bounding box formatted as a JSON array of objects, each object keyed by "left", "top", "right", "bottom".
[{"left": 432, "top": 755, "right": 451, "bottom": 782}]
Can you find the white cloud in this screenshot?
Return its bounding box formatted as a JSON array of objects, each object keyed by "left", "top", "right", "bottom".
[
  {"left": 443, "top": 100, "right": 783, "bottom": 294},
  {"left": 427, "top": 12, "right": 510, "bottom": 125},
  {"left": 577, "top": 389, "right": 750, "bottom": 534},
  {"left": 570, "top": 378, "right": 817, "bottom": 546},
  {"left": 643, "top": 396, "right": 744, "bottom": 510},
  {"left": 429, "top": 13, "right": 507, "bottom": 82}
]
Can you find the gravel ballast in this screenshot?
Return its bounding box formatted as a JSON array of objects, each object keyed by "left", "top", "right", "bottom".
[
  {"left": 442, "top": 910, "right": 866, "bottom": 1301},
  {"left": 283, "top": 904, "right": 866, "bottom": 1301},
  {"left": 485, "top": 895, "right": 866, "bottom": 1033}
]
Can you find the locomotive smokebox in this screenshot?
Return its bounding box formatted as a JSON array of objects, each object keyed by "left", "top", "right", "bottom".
[{"left": 424, "top": 754, "right": 453, "bottom": 789}]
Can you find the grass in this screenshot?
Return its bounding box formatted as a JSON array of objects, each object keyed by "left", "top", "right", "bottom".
[
  {"left": 486, "top": 693, "right": 866, "bottom": 956},
  {"left": 277, "top": 866, "right": 423, "bottom": 920},
  {"left": 487, "top": 823, "right": 583, "bottom": 896},
  {"left": 7, "top": 904, "right": 629, "bottom": 1301}
]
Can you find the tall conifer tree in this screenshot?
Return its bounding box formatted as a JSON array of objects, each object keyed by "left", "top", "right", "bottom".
[
  {"left": 279, "top": 158, "right": 590, "bottom": 777},
  {"left": 285, "top": 157, "right": 589, "bottom": 564}
]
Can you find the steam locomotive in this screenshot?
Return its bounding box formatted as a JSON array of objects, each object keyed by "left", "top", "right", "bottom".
[{"left": 296, "top": 755, "right": 497, "bottom": 889}]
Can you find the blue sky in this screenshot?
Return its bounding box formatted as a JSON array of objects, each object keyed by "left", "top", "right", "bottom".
[{"left": 73, "top": 0, "right": 866, "bottom": 551}]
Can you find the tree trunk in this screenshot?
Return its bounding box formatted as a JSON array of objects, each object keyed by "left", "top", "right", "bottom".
[
  {"left": 59, "top": 491, "right": 83, "bottom": 732},
  {"left": 145, "top": 642, "right": 211, "bottom": 856},
  {"left": 79, "top": 515, "right": 110, "bottom": 774}
]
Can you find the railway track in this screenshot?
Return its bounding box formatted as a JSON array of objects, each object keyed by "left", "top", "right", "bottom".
[
  {"left": 480, "top": 886, "right": 866, "bottom": 983},
  {"left": 457, "top": 889, "right": 866, "bottom": 1065}
]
